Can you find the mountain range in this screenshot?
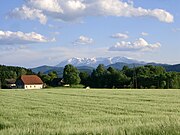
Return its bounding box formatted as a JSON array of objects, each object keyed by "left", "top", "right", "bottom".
[
  {"left": 56, "top": 57, "right": 145, "bottom": 67},
  {"left": 31, "top": 57, "right": 180, "bottom": 77}
]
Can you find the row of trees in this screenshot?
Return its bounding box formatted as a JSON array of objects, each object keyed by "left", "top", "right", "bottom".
[
  {"left": 1, "top": 64, "right": 179, "bottom": 89},
  {"left": 63, "top": 64, "right": 180, "bottom": 89}
]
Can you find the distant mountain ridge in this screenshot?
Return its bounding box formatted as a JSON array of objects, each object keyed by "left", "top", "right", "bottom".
[
  {"left": 56, "top": 57, "right": 145, "bottom": 67},
  {"left": 32, "top": 65, "right": 94, "bottom": 77},
  {"left": 31, "top": 57, "right": 180, "bottom": 77}
]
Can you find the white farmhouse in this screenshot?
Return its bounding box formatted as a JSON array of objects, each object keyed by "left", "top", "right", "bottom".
[{"left": 16, "top": 75, "right": 43, "bottom": 89}]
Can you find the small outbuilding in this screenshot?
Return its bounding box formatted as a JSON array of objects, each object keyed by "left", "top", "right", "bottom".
[
  {"left": 5, "top": 79, "right": 16, "bottom": 89},
  {"left": 16, "top": 75, "right": 44, "bottom": 89}
]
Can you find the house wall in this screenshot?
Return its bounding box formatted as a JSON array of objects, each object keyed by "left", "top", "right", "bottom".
[
  {"left": 16, "top": 80, "right": 24, "bottom": 89},
  {"left": 24, "top": 84, "right": 43, "bottom": 89}
]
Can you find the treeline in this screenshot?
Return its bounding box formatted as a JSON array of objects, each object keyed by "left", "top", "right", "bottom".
[
  {"left": 37, "top": 71, "right": 59, "bottom": 87},
  {"left": 0, "top": 65, "right": 34, "bottom": 88},
  {"left": 63, "top": 64, "right": 180, "bottom": 89},
  {"left": 1, "top": 64, "right": 179, "bottom": 89}
]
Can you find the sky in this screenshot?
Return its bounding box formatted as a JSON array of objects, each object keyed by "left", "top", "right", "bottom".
[{"left": 0, "top": 0, "right": 180, "bottom": 68}]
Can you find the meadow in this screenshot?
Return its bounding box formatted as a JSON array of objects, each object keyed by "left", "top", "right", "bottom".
[{"left": 0, "top": 88, "right": 180, "bottom": 135}]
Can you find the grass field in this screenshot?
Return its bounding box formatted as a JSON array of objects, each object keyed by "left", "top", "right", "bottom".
[{"left": 0, "top": 89, "right": 180, "bottom": 135}]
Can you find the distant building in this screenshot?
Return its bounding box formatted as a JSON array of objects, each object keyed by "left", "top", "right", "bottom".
[
  {"left": 16, "top": 75, "right": 44, "bottom": 89},
  {"left": 51, "top": 78, "right": 64, "bottom": 87},
  {"left": 5, "top": 79, "right": 16, "bottom": 89}
]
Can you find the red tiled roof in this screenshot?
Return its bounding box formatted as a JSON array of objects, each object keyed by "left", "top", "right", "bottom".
[{"left": 21, "top": 75, "right": 43, "bottom": 85}]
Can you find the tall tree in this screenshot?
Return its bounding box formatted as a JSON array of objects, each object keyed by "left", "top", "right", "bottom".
[
  {"left": 63, "top": 64, "right": 81, "bottom": 86},
  {"left": 79, "top": 72, "right": 89, "bottom": 86},
  {"left": 91, "top": 64, "right": 107, "bottom": 88}
]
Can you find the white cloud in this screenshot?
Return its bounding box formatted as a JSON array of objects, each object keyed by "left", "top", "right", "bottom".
[
  {"left": 0, "top": 30, "right": 55, "bottom": 45},
  {"left": 27, "top": 0, "right": 63, "bottom": 13},
  {"left": 66, "top": 0, "right": 86, "bottom": 10},
  {"left": 150, "top": 9, "right": 174, "bottom": 23},
  {"left": 9, "top": 5, "right": 47, "bottom": 24},
  {"left": 74, "top": 35, "right": 94, "bottom": 45},
  {"left": 9, "top": 0, "right": 174, "bottom": 24},
  {"left": 111, "top": 33, "right": 129, "bottom": 39},
  {"left": 109, "top": 38, "right": 161, "bottom": 51},
  {"left": 141, "top": 32, "right": 149, "bottom": 36}
]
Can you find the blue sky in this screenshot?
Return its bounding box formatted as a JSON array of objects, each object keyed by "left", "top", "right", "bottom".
[{"left": 0, "top": 0, "right": 180, "bottom": 67}]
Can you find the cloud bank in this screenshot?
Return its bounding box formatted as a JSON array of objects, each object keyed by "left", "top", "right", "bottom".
[
  {"left": 9, "top": 0, "right": 174, "bottom": 24},
  {"left": 109, "top": 38, "right": 161, "bottom": 51},
  {"left": 10, "top": 5, "right": 47, "bottom": 24},
  {"left": 0, "top": 30, "right": 55, "bottom": 45}
]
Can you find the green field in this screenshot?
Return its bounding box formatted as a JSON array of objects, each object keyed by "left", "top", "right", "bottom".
[{"left": 0, "top": 89, "right": 180, "bottom": 135}]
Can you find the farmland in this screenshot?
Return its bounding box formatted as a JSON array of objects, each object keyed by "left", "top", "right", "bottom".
[{"left": 0, "top": 89, "right": 180, "bottom": 135}]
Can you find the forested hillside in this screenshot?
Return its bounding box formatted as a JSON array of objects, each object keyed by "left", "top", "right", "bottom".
[{"left": 0, "top": 65, "right": 34, "bottom": 88}]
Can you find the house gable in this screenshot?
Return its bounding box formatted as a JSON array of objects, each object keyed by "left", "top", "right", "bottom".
[{"left": 16, "top": 75, "right": 43, "bottom": 89}]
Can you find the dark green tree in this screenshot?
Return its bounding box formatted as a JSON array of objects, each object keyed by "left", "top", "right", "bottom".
[
  {"left": 63, "top": 64, "right": 81, "bottom": 86},
  {"left": 90, "top": 64, "right": 107, "bottom": 88},
  {"left": 48, "top": 71, "right": 58, "bottom": 81},
  {"left": 79, "top": 72, "right": 89, "bottom": 86}
]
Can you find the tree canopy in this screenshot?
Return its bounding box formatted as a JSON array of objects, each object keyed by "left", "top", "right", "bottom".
[
  {"left": 63, "top": 64, "right": 81, "bottom": 86},
  {"left": 79, "top": 64, "right": 180, "bottom": 89}
]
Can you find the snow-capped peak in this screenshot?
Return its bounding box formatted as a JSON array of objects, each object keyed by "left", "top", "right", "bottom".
[{"left": 56, "top": 57, "right": 145, "bottom": 67}]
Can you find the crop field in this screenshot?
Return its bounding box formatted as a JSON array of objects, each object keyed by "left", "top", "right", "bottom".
[{"left": 0, "top": 89, "right": 180, "bottom": 135}]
